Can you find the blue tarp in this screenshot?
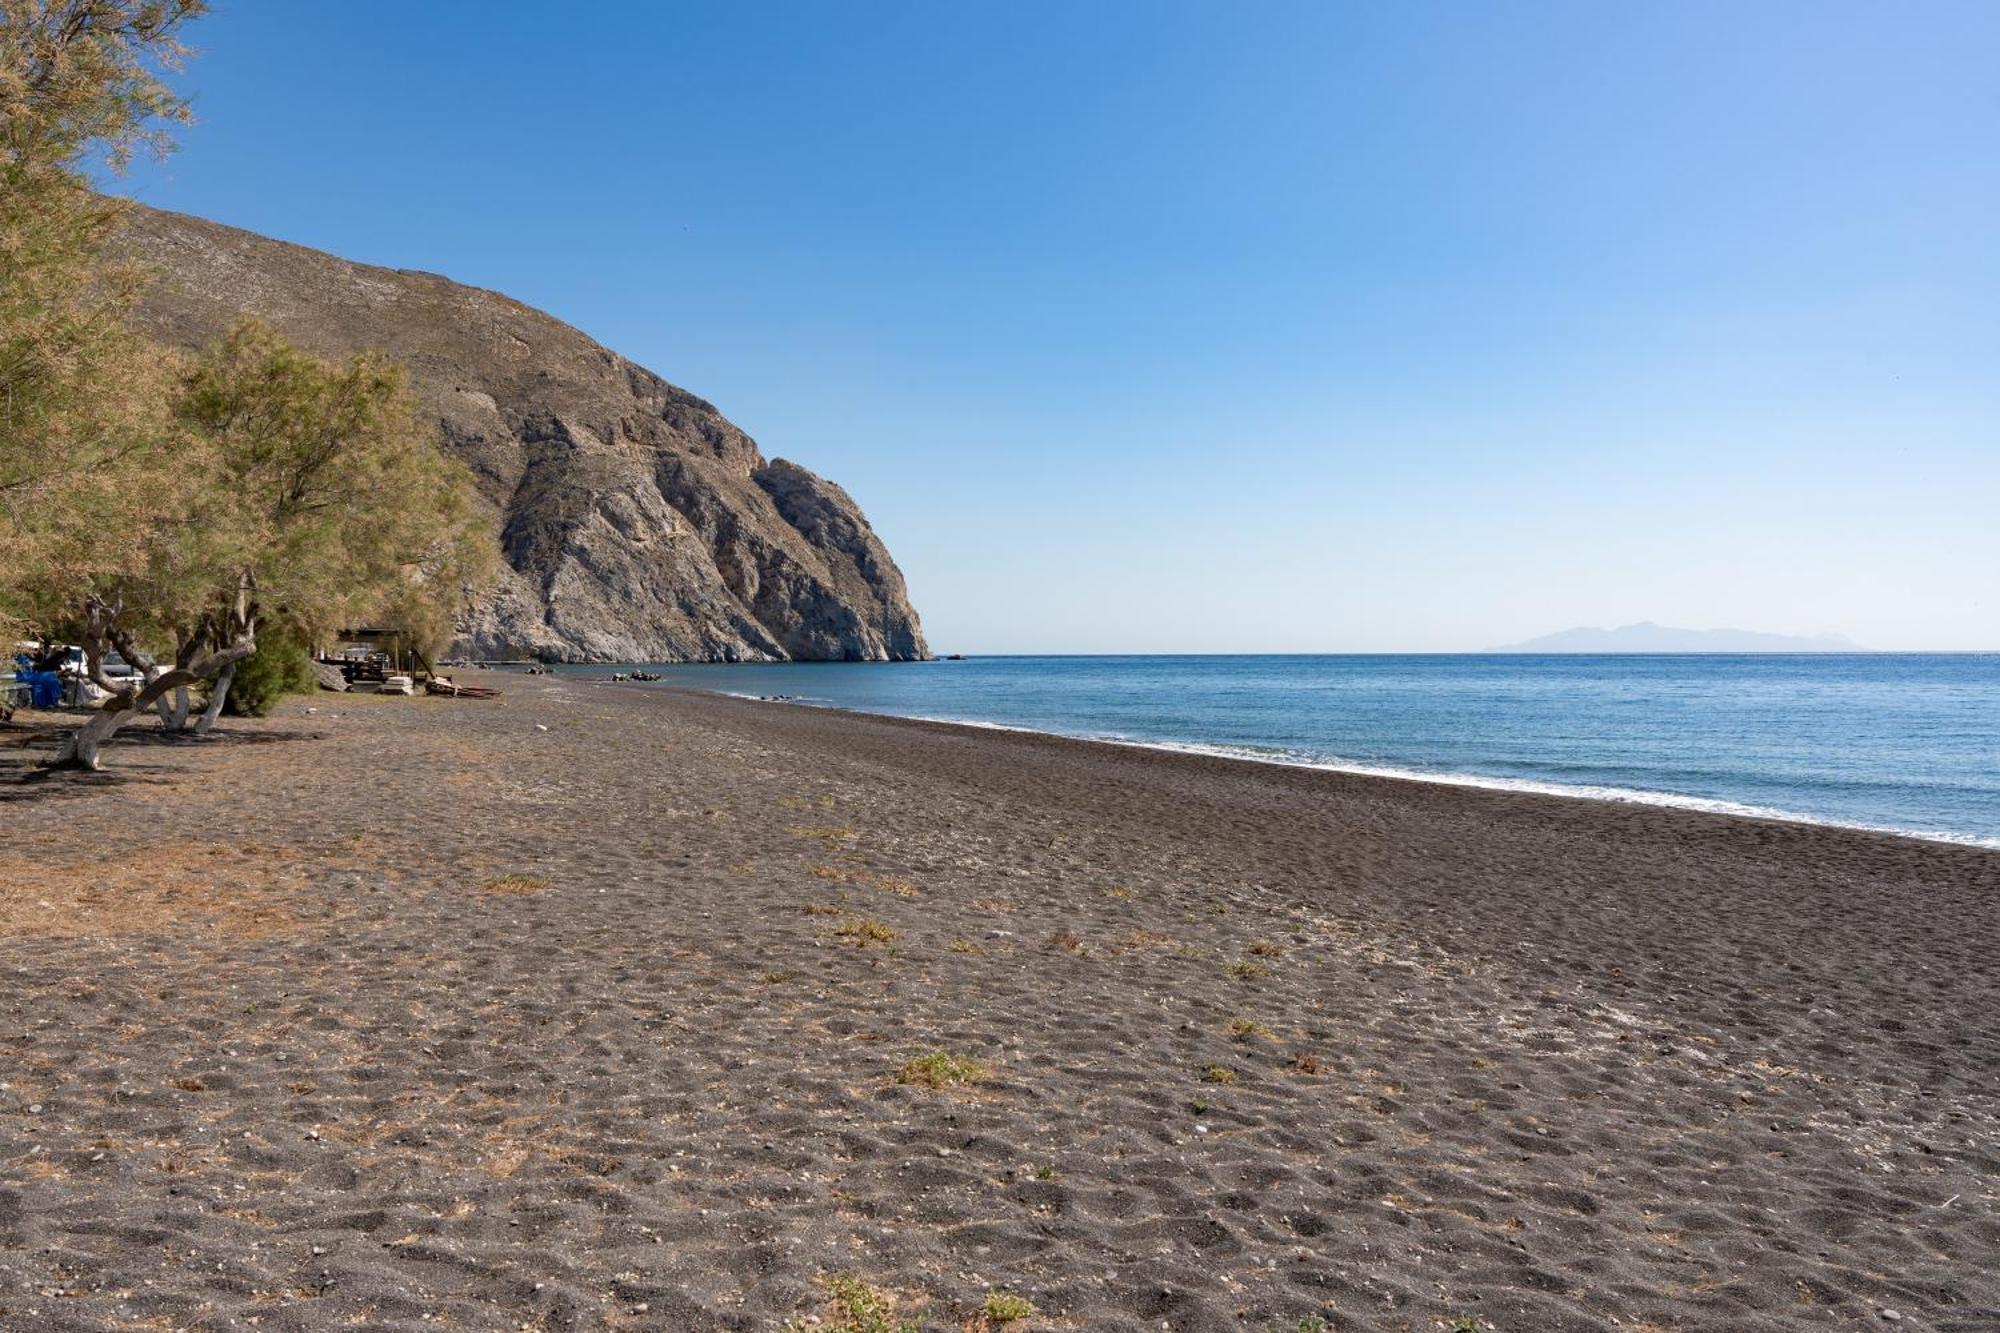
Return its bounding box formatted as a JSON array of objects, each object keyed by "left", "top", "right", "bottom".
[{"left": 11, "top": 657, "right": 62, "bottom": 708}]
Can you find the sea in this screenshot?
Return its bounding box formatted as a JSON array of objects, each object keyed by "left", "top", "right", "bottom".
[{"left": 560, "top": 654, "right": 2000, "bottom": 848}]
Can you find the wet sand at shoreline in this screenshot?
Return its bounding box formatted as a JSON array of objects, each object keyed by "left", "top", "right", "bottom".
[{"left": 2, "top": 675, "right": 1995, "bottom": 1331}]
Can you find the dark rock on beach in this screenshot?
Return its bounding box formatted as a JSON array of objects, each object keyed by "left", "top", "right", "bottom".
[{"left": 112, "top": 205, "right": 929, "bottom": 664}]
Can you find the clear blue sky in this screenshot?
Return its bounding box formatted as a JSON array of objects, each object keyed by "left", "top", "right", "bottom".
[{"left": 116, "top": 2, "right": 1999, "bottom": 651}]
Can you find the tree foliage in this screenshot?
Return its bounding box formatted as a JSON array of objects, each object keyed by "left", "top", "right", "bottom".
[
  {"left": 171, "top": 318, "right": 493, "bottom": 660},
  {"left": 0, "top": 0, "right": 203, "bottom": 172},
  {"left": 0, "top": 1, "right": 205, "bottom": 637},
  {"left": 0, "top": 2, "right": 492, "bottom": 766}
]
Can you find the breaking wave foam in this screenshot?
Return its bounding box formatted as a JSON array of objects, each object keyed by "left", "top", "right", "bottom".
[
  {"left": 634, "top": 680, "right": 2000, "bottom": 852},
  {"left": 1109, "top": 735, "right": 2000, "bottom": 850},
  {"left": 772, "top": 697, "right": 2000, "bottom": 851}
]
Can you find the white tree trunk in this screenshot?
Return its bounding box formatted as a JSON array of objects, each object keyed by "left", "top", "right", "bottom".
[
  {"left": 62, "top": 703, "right": 122, "bottom": 772},
  {"left": 155, "top": 684, "right": 191, "bottom": 731},
  {"left": 54, "top": 639, "right": 257, "bottom": 770},
  {"left": 56, "top": 573, "right": 261, "bottom": 769},
  {"left": 192, "top": 663, "right": 235, "bottom": 735}
]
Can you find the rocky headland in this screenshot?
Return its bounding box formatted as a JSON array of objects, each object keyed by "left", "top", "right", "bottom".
[{"left": 114, "top": 206, "right": 928, "bottom": 663}]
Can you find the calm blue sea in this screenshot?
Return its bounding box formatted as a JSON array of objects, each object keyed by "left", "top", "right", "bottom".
[{"left": 563, "top": 655, "right": 2000, "bottom": 847}]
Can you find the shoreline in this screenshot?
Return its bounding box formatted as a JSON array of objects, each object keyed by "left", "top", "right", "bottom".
[
  {"left": 3, "top": 675, "right": 1995, "bottom": 1331},
  {"left": 628, "top": 680, "right": 2000, "bottom": 853}
]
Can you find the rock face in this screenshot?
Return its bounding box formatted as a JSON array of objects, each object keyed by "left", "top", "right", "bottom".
[{"left": 114, "top": 205, "right": 927, "bottom": 663}]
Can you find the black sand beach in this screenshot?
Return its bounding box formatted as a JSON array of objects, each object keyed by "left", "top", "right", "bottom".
[{"left": 2, "top": 676, "right": 1995, "bottom": 1331}]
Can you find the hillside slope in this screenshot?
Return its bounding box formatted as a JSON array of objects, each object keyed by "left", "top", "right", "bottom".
[{"left": 114, "top": 205, "right": 927, "bottom": 663}]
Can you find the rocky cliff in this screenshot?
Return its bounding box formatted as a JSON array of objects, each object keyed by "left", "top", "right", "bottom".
[{"left": 113, "top": 205, "right": 927, "bottom": 663}]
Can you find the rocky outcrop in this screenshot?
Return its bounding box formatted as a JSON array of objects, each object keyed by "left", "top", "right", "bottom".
[{"left": 113, "top": 205, "right": 928, "bottom": 662}]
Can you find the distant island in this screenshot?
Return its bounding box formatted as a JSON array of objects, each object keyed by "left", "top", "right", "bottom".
[{"left": 1490, "top": 622, "right": 1865, "bottom": 653}]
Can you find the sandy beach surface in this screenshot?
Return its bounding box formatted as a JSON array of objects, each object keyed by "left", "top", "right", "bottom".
[{"left": 1, "top": 674, "right": 1995, "bottom": 1332}]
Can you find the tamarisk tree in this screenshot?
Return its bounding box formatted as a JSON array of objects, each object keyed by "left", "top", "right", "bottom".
[
  {"left": 0, "top": 3, "right": 488, "bottom": 768},
  {"left": 55, "top": 319, "right": 490, "bottom": 768}
]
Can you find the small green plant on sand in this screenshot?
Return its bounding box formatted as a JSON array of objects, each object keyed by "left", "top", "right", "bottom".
[
  {"left": 1227, "top": 1018, "right": 1271, "bottom": 1041},
  {"left": 835, "top": 917, "right": 897, "bottom": 945},
  {"left": 896, "top": 1050, "right": 988, "bottom": 1089},
  {"left": 1203, "top": 1065, "right": 1239, "bottom": 1085},
  {"left": 1228, "top": 960, "right": 1269, "bottom": 980},
  {"left": 948, "top": 938, "right": 984, "bottom": 954},
  {"left": 1032, "top": 1164, "right": 1059, "bottom": 1180},
  {"left": 983, "top": 1289, "right": 1035, "bottom": 1322},
  {"left": 784, "top": 1273, "right": 918, "bottom": 1333},
  {"left": 1447, "top": 1319, "right": 1486, "bottom": 1333}
]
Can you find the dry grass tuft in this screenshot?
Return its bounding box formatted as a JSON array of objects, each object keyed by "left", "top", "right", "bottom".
[
  {"left": 0, "top": 841, "right": 323, "bottom": 940},
  {"left": 790, "top": 825, "right": 859, "bottom": 850},
  {"left": 478, "top": 873, "right": 550, "bottom": 895},
  {"left": 835, "top": 917, "right": 897, "bottom": 946},
  {"left": 811, "top": 864, "right": 921, "bottom": 897}
]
